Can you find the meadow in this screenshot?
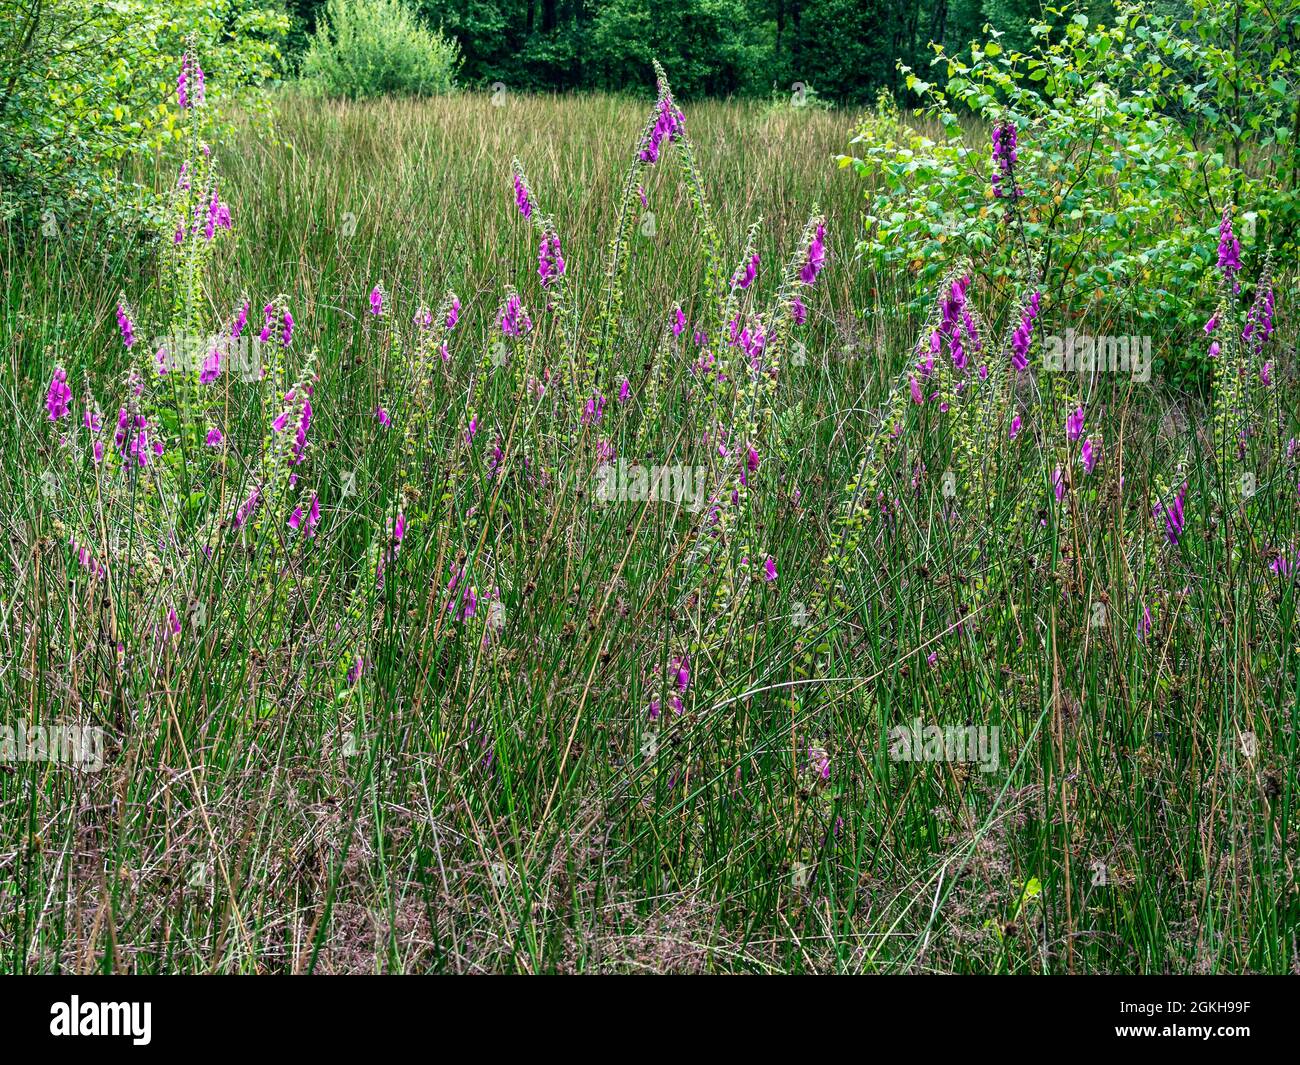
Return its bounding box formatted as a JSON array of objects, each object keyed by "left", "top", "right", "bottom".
[{"left": 2, "top": 67, "right": 1297, "bottom": 976}]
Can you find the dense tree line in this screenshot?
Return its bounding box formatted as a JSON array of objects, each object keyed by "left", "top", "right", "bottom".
[{"left": 282, "top": 0, "right": 1120, "bottom": 102}]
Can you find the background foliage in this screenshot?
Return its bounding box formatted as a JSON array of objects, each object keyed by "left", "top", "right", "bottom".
[{"left": 0, "top": 0, "right": 287, "bottom": 238}]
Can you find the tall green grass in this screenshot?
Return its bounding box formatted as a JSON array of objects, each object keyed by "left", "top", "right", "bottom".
[{"left": 1, "top": 86, "right": 1296, "bottom": 974}]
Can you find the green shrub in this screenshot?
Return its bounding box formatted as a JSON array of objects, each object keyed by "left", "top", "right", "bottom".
[
  {"left": 0, "top": 0, "right": 287, "bottom": 242},
  {"left": 301, "top": 0, "right": 461, "bottom": 99}
]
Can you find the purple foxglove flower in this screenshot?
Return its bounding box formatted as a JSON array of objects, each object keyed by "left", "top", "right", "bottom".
[
  {"left": 116, "top": 304, "right": 136, "bottom": 349},
  {"left": 1216, "top": 207, "right": 1242, "bottom": 283},
  {"left": 991, "top": 121, "right": 1021, "bottom": 198},
  {"left": 537, "top": 232, "right": 566, "bottom": 288},
  {"left": 514, "top": 172, "right": 532, "bottom": 218},
  {"left": 734, "top": 252, "right": 759, "bottom": 290},
  {"left": 498, "top": 293, "right": 532, "bottom": 337},
  {"left": 45, "top": 368, "right": 71, "bottom": 420},
  {"left": 800, "top": 223, "right": 827, "bottom": 285},
  {"left": 1066, "top": 406, "right": 1085, "bottom": 442}
]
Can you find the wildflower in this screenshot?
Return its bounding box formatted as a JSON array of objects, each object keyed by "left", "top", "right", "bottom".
[
  {"left": 1139, "top": 603, "right": 1152, "bottom": 641},
  {"left": 639, "top": 97, "right": 684, "bottom": 164},
  {"left": 1082, "top": 437, "right": 1097, "bottom": 474},
  {"left": 581, "top": 393, "right": 606, "bottom": 427},
  {"left": 1216, "top": 207, "right": 1242, "bottom": 286},
  {"left": 498, "top": 293, "right": 532, "bottom": 337},
  {"left": 233, "top": 487, "right": 260, "bottom": 530},
  {"left": 672, "top": 655, "right": 690, "bottom": 693},
  {"left": 203, "top": 187, "right": 231, "bottom": 240},
  {"left": 168, "top": 607, "right": 181, "bottom": 637},
  {"left": 1010, "top": 291, "right": 1041, "bottom": 372},
  {"left": 538, "top": 231, "right": 566, "bottom": 288},
  {"left": 1244, "top": 285, "right": 1275, "bottom": 352},
  {"left": 991, "top": 121, "right": 1020, "bottom": 198},
  {"left": 394, "top": 512, "right": 406, "bottom": 543},
  {"left": 1159, "top": 483, "right": 1187, "bottom": 546},
  {"left": 617, "top": 377, "right": 631, "bottom": 404},
  {"left": 291, "top": 396, "right": 312, "bottom": 466},
  {"left": 672, "top": 305, "right": 686, "bottom": 337},
  {"left": 1009, "top": 414, "right": 1022, "bottom": 440},
  {"left": 177, "top": 52, "right": 204, "bottom": 109},
  {"left": 1066, "top": 406, "right": 1085, "bottom": 442},
  {"left": 282, "top": 310, "right": 294, "bottom": 348},
  {"left": 116, "top": 303, "right": 136, "bottom": 349},
  {"left": 288, "top": 505, "right": 303, "bottom": 531},
  {"left": 809, "top": 747, "right": 830, "bottom": 781},
  {"left": 1053, "top": 465, "right": 1066, "bottom": 504},
  {"left": 232, "top": 300, "right": 249, "bottom": 340},
  {"left": 205, "top": 427, "right": 223, "bottom": 447},
  {"left": 513, "top": 172, "right": 532, "bottom": 218},
  {"left": 800, "top": 223, "right": 827, "bottom": 285},
  {"left": 369, "top": 284, "right": 385, "bottom": 316},
  {"left": 790, "top": 296, "right": 807, "bottom": 325},
  {"left": 446, "top": 297, "right": 461, "bottom": 330},
  {"left": 375, "top": 407, "right": 391, "bottom": 428},
  {"left": 259, "top": 303, "right": 275, "bottom": 344},
  {"left": 763, "top": 556, "right": 778, "bottom": 582},
  {"left": 909, "top": 375, "right": 923, "bottom": 404},
  {"left": 734, "top": 252, "right": 759, "bottom": 290},
  {"left": 1261, "top": 362, "right": 1272, "bottom": 386},
  {"left": 466, "top": 415, "right": 479, "bottom": 442},
  {"left": 199, "top": 346, "right": 221, "bottom": 385},
  {"left": 346, "top": 656, "right": 367, "bottom": 686},
  {"left": 45, "top": 368, "right": 71, "bottom": 420}
]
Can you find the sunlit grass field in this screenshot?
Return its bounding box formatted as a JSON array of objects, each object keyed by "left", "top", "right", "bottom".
[{"left": 2, "top": 87, "right": 1296, "bottom": 974}]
